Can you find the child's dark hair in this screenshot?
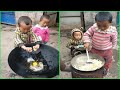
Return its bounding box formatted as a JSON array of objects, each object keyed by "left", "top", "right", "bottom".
[
  {"left": 18, "top": 16, "right": 32, "bottom": 26},
  {"left": 40, "top": 15, "right": 50, "bottom": 21},
  {"left": 95, "top": 12, "right": 112, "bottom": 23}
]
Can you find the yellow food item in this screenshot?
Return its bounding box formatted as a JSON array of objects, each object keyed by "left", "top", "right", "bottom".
[
  {"left": 32, "top": 61, "right": 38, "bottom": 66},
  {"left": 30, "top": 62, "right": 44, "bottom": 72}
]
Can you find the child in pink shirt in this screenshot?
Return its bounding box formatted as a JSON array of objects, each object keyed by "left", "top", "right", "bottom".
[
  {"left": 83, "top": 12, "right": 117, "bottom": 75},
  {"left": 32, "top": 15, "right": 50, "bottom": 44}
]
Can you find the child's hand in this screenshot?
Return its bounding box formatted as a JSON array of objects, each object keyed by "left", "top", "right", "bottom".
[
  {"left": 26, "top": 47, "right": 33, "bottom": 52},
  {"left": 33, "top": 44, "right": 40, "bottom": 51},
  {"left": 21, "top": 46, "right": 32, "bottom": 52},
  {"left": 84, "top": 43, "right": 90, "bottom": 49}
]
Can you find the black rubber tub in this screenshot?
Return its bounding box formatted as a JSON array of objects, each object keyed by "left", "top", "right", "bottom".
[{"left": 8, "top": 44, "right": 59, "bottom": 78}]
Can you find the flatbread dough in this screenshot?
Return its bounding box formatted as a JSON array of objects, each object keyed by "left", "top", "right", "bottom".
[{"left": 72, "top": 58, "right": 103, "bottom": 71}]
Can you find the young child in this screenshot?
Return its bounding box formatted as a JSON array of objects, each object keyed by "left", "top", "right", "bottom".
[
  {"left": 32, "top": 15, "right": 50, "bottom": 44},
  {"left": 14, "top": 16, "right": 41, "bottom": 62},
  {"left": 83, "top": 12, "right": 118, "bottom": 75},
  {"left": 66, "top": 28, "right": 85, "bottom": 57}
]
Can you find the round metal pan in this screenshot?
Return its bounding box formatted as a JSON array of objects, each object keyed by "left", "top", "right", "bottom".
[
  {"left": 71, "top": 53, "right": 105, "bottom": 72},
  {"left": 8, "top": 44, "right": 59, "bottom": 78}
]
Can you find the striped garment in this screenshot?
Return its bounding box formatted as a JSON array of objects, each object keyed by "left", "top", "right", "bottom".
[
  {"left": 66, "top": 37, "right": 84, "bottom": 49},
  {"left": 83, "top": 23, "right": 118, "bottom": 50},
  {"left": 14, "top": 27, "right": 41, "bottom": 47}
]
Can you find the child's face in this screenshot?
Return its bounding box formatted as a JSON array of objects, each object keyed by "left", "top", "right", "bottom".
[
  {"left": 96, "top": 21, "right": 111, "bottom": 31},
  {"left": 40, "top": 18, "right": 50, "bottom": 27},
  {"left": 19, "top": 22, "right": 32, "bottom": 33},
  {"left": 73, "top": 32, "right": 82, "bottom": 40}
]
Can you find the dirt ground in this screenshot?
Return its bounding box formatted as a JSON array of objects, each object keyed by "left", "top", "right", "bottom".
[
  {"left": 60, "top": 29, "right": 119, "bottom": 79},
  {"left": 1, "top": 24, "right": 59, "bottom": 79}
]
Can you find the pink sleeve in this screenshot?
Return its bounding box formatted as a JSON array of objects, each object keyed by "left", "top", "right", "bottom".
[
  {"left": 45, "top": 28, "right": 50, "bottom": 42},
  {"left": 83, "top": 26, "right": 94, "bottom": 43},
  {"left": 112, "top": 31, "right": 118, "bottom": 48},
  {"left": 32, "top": 27, "right": 39, "bottom": 36}
]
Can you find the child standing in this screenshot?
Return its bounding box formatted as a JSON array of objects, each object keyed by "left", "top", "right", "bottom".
[
  {"left": 32, "top": 15, "right": 50, "bottom": 44},
  {"left": 83, "top": 12, "right": 118, "bottom": 75},
  {"left": 66, "top": 28, "right": 85, "bottom": 57},
  {"left": 14, "top": 16, "right": 41, "bottom": 62}
]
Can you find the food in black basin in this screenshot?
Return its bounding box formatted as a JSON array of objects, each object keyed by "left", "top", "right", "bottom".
[{"left": 8, "top": 44, "right": 59, "bottom": 78}]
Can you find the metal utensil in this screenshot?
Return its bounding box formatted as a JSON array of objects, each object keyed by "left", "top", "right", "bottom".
[{"left": 86, "top": 49, "right": 92, "bottom": 64}]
